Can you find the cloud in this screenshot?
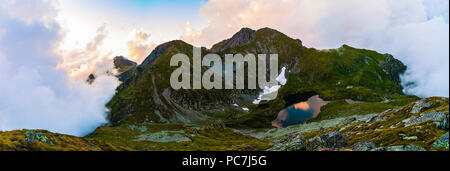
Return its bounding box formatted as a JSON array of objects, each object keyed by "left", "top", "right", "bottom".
[
  {"left": 182, "top": 0, "right": 449, "bottom": 97},
  {"left": 126, "top": 30, "right": 156, "bottom": 63},
  {"left": 0, "top": 0, "right": 120, "bottom": 136},
  {"left": 57, "top": 24, "right": 117, "bottom": 80},
  {"left": 0, "top": 0, "right": 57, "bottom": 25}
]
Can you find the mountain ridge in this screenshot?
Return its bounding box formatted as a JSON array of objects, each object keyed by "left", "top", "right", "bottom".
[{"left": 106, "top": 27, "right": 409, "bottom": 128}]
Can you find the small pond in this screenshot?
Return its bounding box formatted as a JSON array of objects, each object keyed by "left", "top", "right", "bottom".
[{"left": 272, "top": 95, "right": 329, "bottom": 128}]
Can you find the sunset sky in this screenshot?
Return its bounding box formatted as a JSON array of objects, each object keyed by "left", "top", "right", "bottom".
[{"left": 0, "top": 0, "right": 448, "bottom": 135}]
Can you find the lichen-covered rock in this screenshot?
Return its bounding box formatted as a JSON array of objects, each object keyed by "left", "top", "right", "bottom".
[
  {"left": 435, "top": 115, "right": 449, "bottom": 130},
  {"left": 352, "top": 141, "right": 376, "bottom": 151},
  {"left": 305, "top": 136, "right": 327, "bottom": 151},
  {"left": 306, "top": 132, "right": 347, "bottom": 151},
  {"left": 411, "top": 99, "right": 425, "bottom": 114},
  {"left": 403, "top": 111, "right": 446, "bottom": 127},
  {"left": 268, "top": 134, "right": 306, "bottom": 151},
  {"left": 432, "top": 132, "right": 449, "bottom": 149}
]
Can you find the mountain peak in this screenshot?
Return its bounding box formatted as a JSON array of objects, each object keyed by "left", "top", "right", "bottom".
[
  {"left": 113, "top": 56, "right": 137, "bottom": 69},
  {"left": 139, "top": 40, "right": 192, "bottom": 69},
  {"left": 210, "top": 27, "right": 256, "bottom": 52}
]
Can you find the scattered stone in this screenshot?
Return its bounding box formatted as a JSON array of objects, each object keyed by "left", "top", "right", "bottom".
[
  {"left": 366, "top": 116, "right": 386, "bottom": 123},
  {"left": 432, "top": 132, "right": 449, "bottom": 149},
  {"left": 403, "top": 111, "right": 446, "bottom": 127},
  {"left": 134, "top": 130, "right": 191, "bottom": 143},
  {"left": 385, "top": 145, "right": 426, "bottom": 151},
  {"left": 352, "top": 141, "right": 376, "bottom": 151},
  {"left": 403, "top": 136, "right": 418, "bottom": 141}
]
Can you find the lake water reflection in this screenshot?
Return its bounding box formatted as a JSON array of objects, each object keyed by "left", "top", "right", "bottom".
[{"left": 272, "top": 95, "right": 329, "bottom": 128}]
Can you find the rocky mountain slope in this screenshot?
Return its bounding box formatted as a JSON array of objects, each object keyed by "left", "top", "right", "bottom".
[
  {"left": 106, "top": 27, "right": 410, "bottom": 129},
  {"left": 1, "top": 27, "right": 447, "bottom": 151},
  {"left": 1, "top": 97, "right": 446, "bottom": 151}
]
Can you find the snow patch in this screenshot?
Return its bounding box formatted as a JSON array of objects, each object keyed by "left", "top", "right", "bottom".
[{"left": 252, "top": 67, "right": 287, "bottom": 104}]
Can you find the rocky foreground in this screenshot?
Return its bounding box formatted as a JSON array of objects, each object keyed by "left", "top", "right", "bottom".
[
  {"left": 266, "top": 97, "right": 449, "bottom": 151},
  {"left": 0, "top": 97, "right": 447, "bottom": 151}
]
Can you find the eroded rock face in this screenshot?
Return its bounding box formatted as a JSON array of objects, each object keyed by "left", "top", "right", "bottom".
[{"left": 379, "top": 54, "right": 407, "bottom": 86}]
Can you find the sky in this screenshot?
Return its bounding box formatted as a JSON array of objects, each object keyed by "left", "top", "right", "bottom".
[{"left": 0, "top": 0, "right": 448, "bottom": 136}]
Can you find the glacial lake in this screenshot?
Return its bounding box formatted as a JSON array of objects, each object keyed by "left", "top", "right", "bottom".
[{"left": 272, "top": 95, "right": 329, "bottom": 128}]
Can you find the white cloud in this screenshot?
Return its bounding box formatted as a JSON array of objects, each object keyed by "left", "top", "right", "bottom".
[
  {"left": 0, "top": 0, "right": 57, "bottom": 25},
  {"left": 0, "top": 0, "right": 120, "bottom": 136},
  {"left": 183, "top": 0, "right": 449, "bottom": 97},
  {"left": 126, "top": 30, "right": 157, "bottom": 63}
]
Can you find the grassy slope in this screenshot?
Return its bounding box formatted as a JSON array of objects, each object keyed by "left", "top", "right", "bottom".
[
  {"left": 0, "top": 130, "right": 132, "bottom": 151},
  {"left": 87, "top": 124, "right": 271, "bottom": 151}
]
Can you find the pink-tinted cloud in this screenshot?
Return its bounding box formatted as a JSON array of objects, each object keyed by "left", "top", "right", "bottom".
[
  {"left": 126, "top": 30, "right": 157, "bottom": 63},
  {"left": 183, "top": 0, "right": 449, "bottom": 97},
  {"left": 0, "top": 0, "right": 120, "bottom": 136}
]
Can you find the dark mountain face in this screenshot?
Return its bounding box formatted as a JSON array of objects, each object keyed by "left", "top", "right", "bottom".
[
  {"left": 113, "top": 56, "right": 137, "bottom": 82},
  {"left": 210, "top": 27, "right": 256, "bottom": 52},
  {"left": 86, "top": 56, "right": 137, "bottom": 85},
  {"left": 114, "top": 56, "right": 137, "bottom": 69},
  {"left": 106, "top": 27, "right": 408, "bottom": 128}
]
